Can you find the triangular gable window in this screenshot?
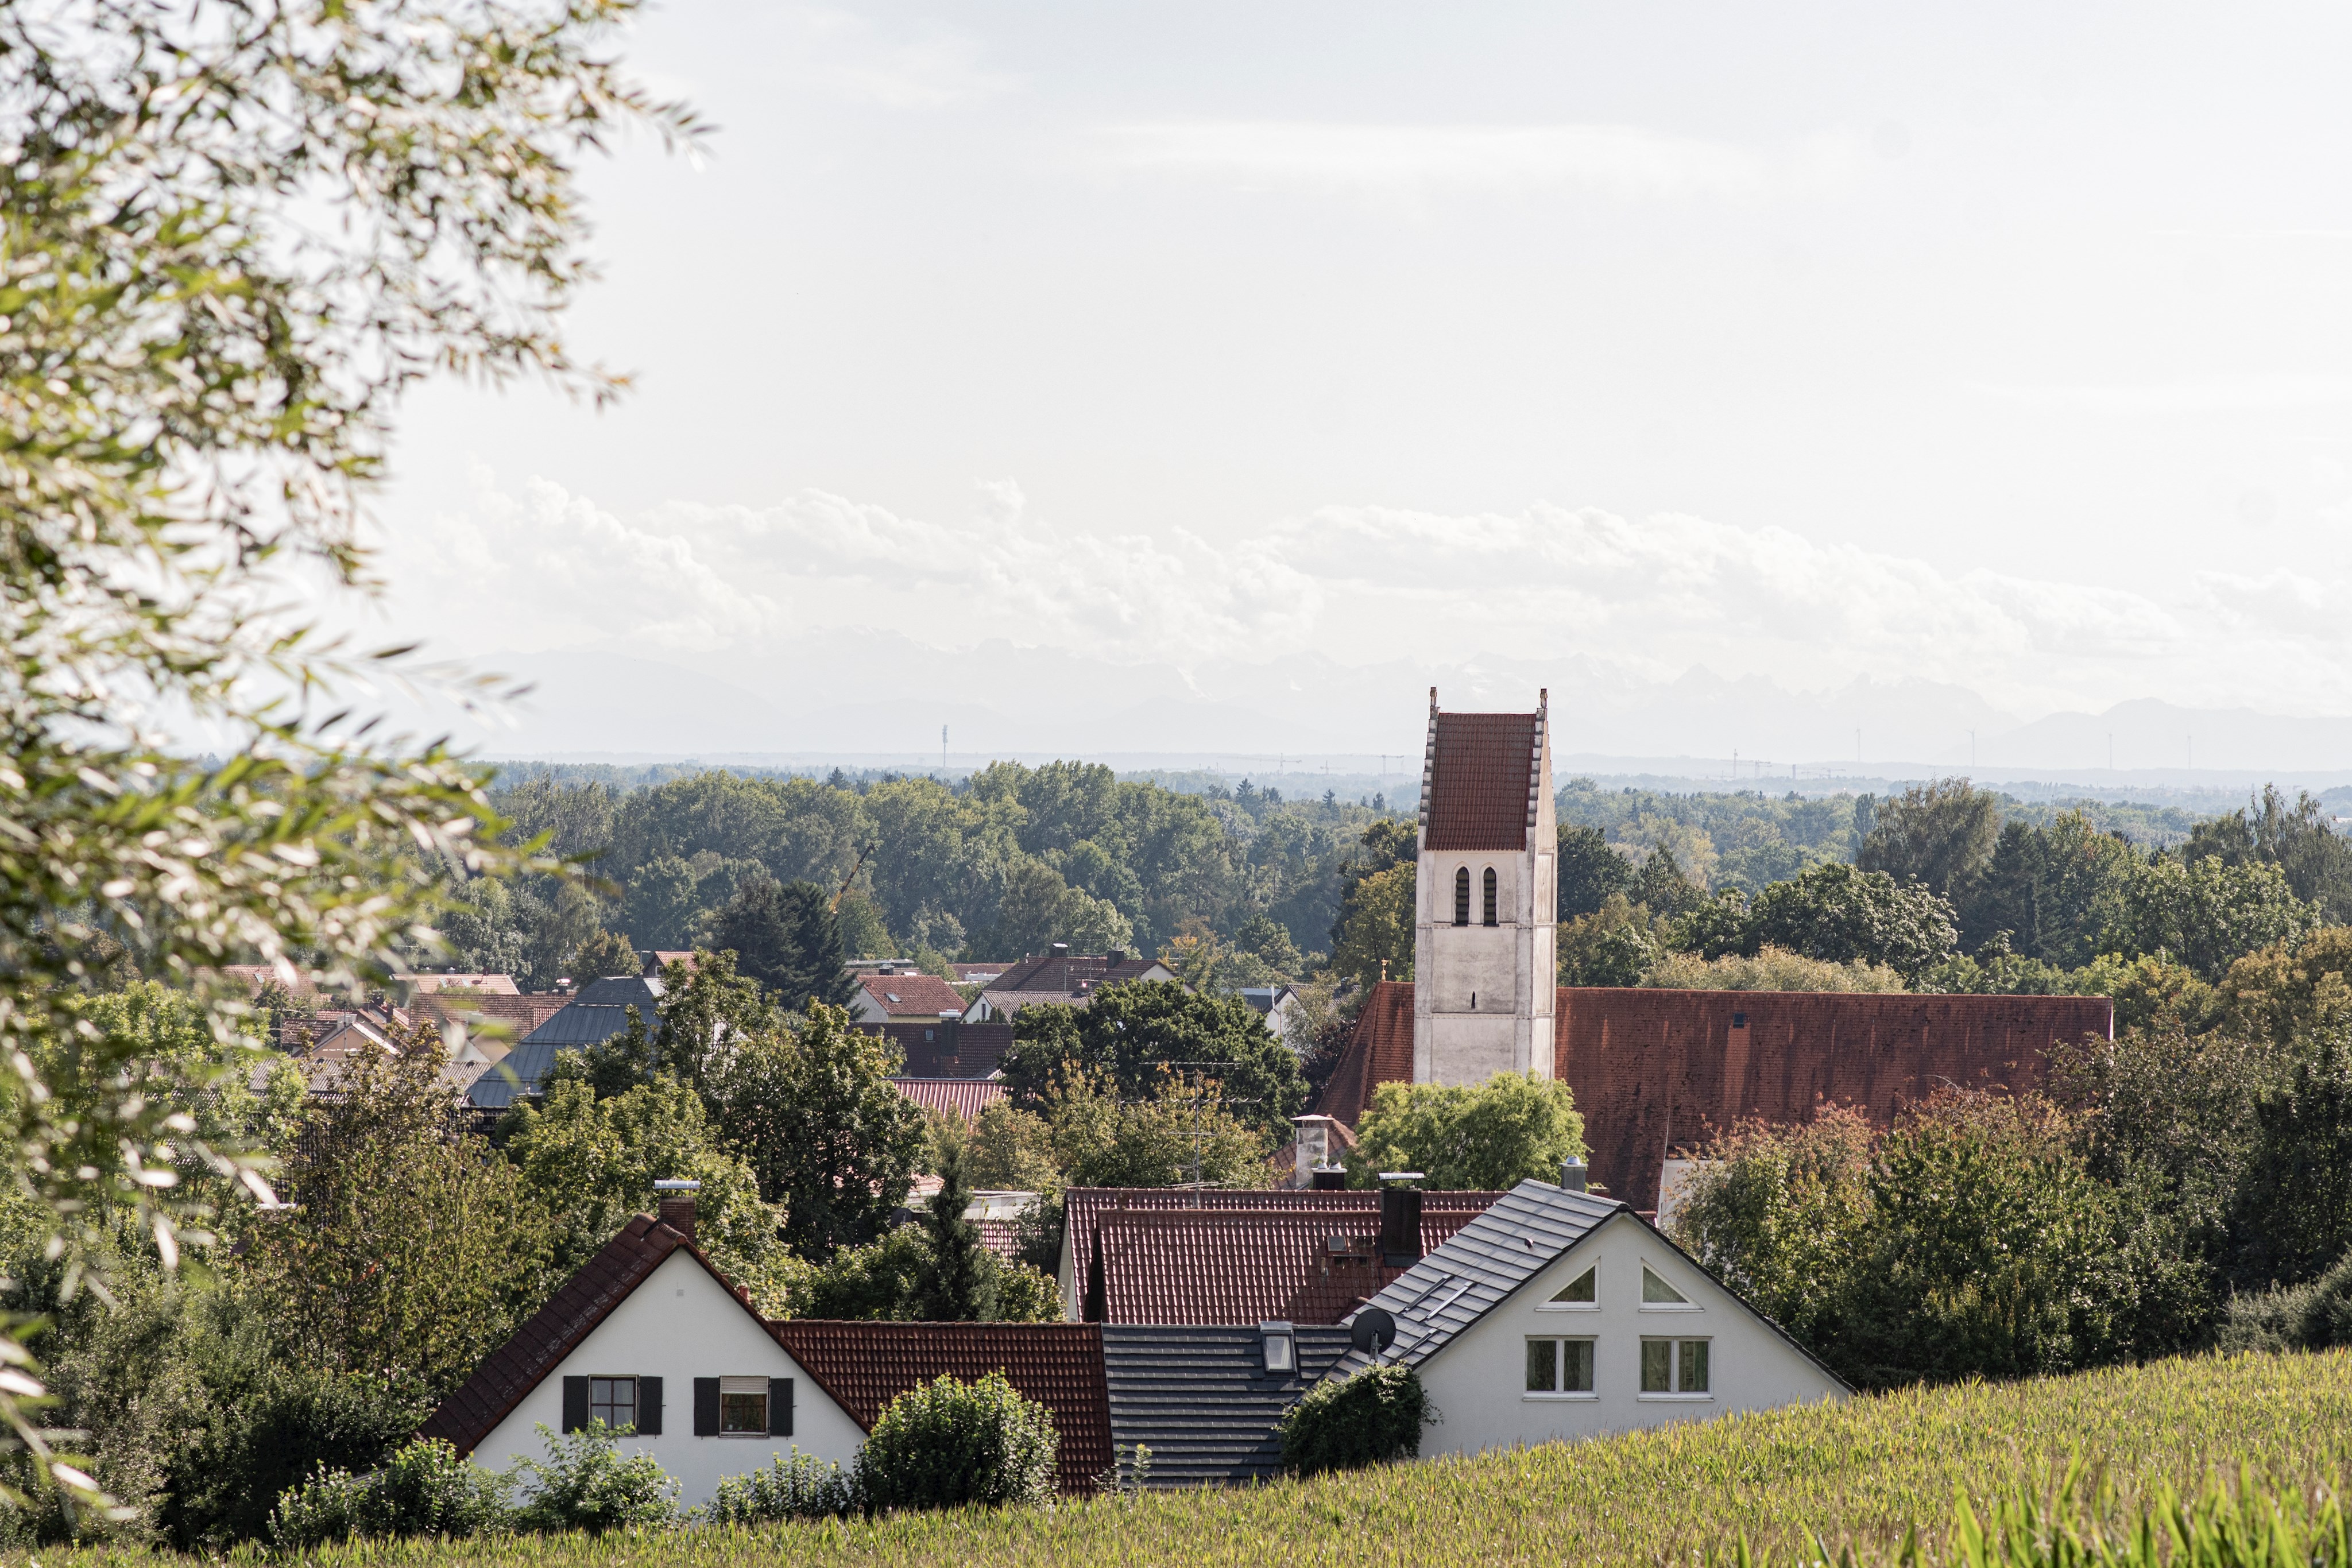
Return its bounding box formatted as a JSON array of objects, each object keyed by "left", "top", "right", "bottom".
[
  {"left": 1641, "top": 1264, "right": 1689, "bottom": 1304},
  {"left": 1548, "top": 1265, "right": 1596, "bottom": 1304}
]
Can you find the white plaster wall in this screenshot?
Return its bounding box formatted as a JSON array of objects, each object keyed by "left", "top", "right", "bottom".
[
  {"left": 1412, "top": 1213, "right": 1843, "bottom": 1458},
  {"left": 470, "top": 1252, "right": 869, "bottom": 1510}
]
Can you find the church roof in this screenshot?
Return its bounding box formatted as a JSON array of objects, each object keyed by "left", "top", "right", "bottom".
[{"left": 1419, "top": 704, "right": 1545, "bottom": 851}]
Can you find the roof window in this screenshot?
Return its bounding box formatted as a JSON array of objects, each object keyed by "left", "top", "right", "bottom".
[{"left": 1259, "top": 1319, "right": 1296, "bottom": 1374}]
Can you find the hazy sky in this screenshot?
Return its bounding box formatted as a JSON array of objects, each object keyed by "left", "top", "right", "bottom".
[{"left": 362, "top": 2, "right": 2352, "bottom": 741}]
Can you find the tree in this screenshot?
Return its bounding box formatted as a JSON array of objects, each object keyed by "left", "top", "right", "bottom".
[
  {"left": 1330, "top": 862, "right": 1415, "bottom": 990},
  {"left": 2230, "top": 1039, "right": 2352, "bottom": 1289},
  {"left": 1036, "top": 1068, "right": 1270, "bottom": 1189},
  {"left": 1628, "top": 845, "right": 1706, "bottom": 917},
  {"left": 912, "top": 1141, "right": 996, "bottom": 1322},
  {"left": 2092, "top": 854, "right": 2317, "bottom": 981},
  {"left": 855, "top": 1373, "right": 1058, "bottom": 1512},
  {"left": 711, "top": 1003, "right": 925, "bottom": 1260},
  {"left": 239, "top": 1044, "right": 558, "bottom": 1401},
  {"left": 1668, "top": 1106, "right": 1875, "bottom": 1352},
  {"left": 706, "top": 877, "right": 858, "bottom": 1009},
  {"left": 567, "top": 949, "right": 773, "bottom": 1099},
  {"left": 2187, "top": 786, "right": 2352, "bottom": 925},
  {"left": 2216, "top": 927, "right": 2352, "bottom": 1046},
  {"left": 1345, "top": 1074, "right": 1585, "bottom": 1191},
  {"left": 1738, "top": 862, "right": 1959, "bottom": 977},
  {"left": 499, "top": 1073, "right": 783, "bottom": 1283},
  {"left": 1558, "top": 896, "right": 1664, "bottom": 987},
  {"left": 1557, "top": 825, "right": 1634, "bottom": 920},
  {"left": 1001, "top": 981, "right": 1306, "bottom": 1137},
  {"left": 1856, "top": 778, "right": 2001, "bottom": 901},
  {"left": 566, "top": 928, "right": 641, "bottom": 981},
  {"left": 1641, "top": 947, "right": 1905, "bottom": 993}
]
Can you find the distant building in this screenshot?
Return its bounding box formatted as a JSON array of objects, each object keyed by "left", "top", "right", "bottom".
[
  {"left": 400, "top": 973, "right": 521, "bottom": 998},
  {"left": 468, "top": 975, "right": 666, "bottom": 1110},
  {"left": 847, "top": 971, "right": 970, "bottom": 1025},
  {"left": 1236, "top": 984, "right": 1301, "bottom": 1039},
  {"left": 967, "top": 945, "right": 1177, "bottom": 1022},
  {"left": 850, "top": 1017, "right": 1011, "bottom": 1078}
]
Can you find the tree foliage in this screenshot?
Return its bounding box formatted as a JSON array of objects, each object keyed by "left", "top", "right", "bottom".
[
  {"left": 855, "top": 1372, "right": 1058, "bottom": 1512},
  {"left": 1856, "top": 778, "right": 2002, "bottom": 901},
  {"left": 1003, "top": 981, "right": 1305, "bottom": 1138},
  {"left": 706, "top": 877, "right": 858, "bottom": 1009},
  {"left": 1345, "top": 1074, "right": 1585, "bottom": 1191}
]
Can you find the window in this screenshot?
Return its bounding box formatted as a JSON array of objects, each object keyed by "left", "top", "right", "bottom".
[
  {"left": 720, "top": 1375, "right": 769, "bottom": 1435},
  {"left": 1483, "top": 866, "right": 1498, "bottom": 926},
  {"left": 1544, "top": 1264, "right": 1597, "bottom": 1307},
  {"left": 1453, "top": 866, "right": 1471, "bottom": 926},
  {"left": 1525, "top": 1337, "right": 1596, "bottom": 1396},
  {"left": 1641, "top": 1338, "right": 1711, "bottom": 1396},
  {"left": 590, "top": 1377, "right": 637, "bottom": 1431},
  {"left": 1641, "top": 1264, "right": 1692, "bottom": 1305},
  {"left": 1260, "top": 1320, "right": 1296, "bottom": 1374}
]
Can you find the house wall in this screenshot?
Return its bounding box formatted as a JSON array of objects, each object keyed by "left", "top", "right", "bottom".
[
  {"left": 1412, "top": 1213, "right": 1842, "bottom": 1457},
  {"left": 469, "top": 1252, "right": 868, "bottom": 1509}
]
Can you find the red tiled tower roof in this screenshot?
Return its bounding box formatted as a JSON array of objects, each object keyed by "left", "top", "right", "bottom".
[
  {"left": 1316, "top": 984, "right": 2115, "bottom": 1207},
  {"left": 1420, "top": 700, "right": 1544, "bottom": 853},
  {"left": 768, "top": 1322, "right": 1112, "bottom": 1493}
]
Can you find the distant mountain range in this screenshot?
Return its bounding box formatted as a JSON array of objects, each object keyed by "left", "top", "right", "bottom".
[{"left": 356, "top": 632, "right": 2352, "bottom": 788}]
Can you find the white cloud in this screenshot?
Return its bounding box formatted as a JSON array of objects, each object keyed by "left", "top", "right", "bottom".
[
  {"left": 1100, "top": 122, "right": 1864, "bottom": 203},
  {"left": 1964, "top": 375, "right": 2352, "bottom": 413},
  {"left": 381, "top": 477, "right": 2352, "bottom": 721},
  {"left": 791, "top": 7, "right": 1015, "bottom": 109}
]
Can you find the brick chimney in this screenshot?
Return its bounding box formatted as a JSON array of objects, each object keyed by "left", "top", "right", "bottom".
[{"left": 653, "top": 1178, "right": 700, "bottom": 1240}]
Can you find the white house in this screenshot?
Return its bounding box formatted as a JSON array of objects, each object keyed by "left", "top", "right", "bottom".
[
  {"left": 1412, "top": 688, "right": 1557, "bottom": 1086},
  {"left": 418, "top": 1196, "right": 1114, "bottom": 1507},
  {"left": 1328, "top": 1176, "right": 1847, "bottom": 1456}
]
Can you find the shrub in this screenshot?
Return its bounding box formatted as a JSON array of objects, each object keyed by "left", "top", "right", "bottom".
[
  {"left": 1276, "top": 1362, "right": 1428, "bottom": 1476},
  {"left": 1642, "top": 945, "right": 1906, "bottom": 993},
  {"left": 994, "top": 1262, "right": 1065, "bottom": 1323},
  {"left": 2295, "top": 1248, "right": 2352, "bottom": 1348},
  {"left": 856, "top": 1372, "right": 1057, "bottom": 1512},
  {"left": 709, "top": 1450, "right": 861, "bottom": 1523},
  {"left": 509, "top": 1422, "right": 678, "bottom": 1534},
  {"left": 271, "top": 1438, "right": 508, "bottom": 1546}
]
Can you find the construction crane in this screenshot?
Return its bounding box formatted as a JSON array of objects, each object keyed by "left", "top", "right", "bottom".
[{"left": 830, "top": 842, "right": 877, "bottom": 911}]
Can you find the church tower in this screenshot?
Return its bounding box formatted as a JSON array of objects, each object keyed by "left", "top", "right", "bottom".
[{"left": 1411, "top": 688, "right": 1556, "bottom": 1084}]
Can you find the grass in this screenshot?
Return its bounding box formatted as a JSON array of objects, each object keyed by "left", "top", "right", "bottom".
[{"left": 14, "top": 1350, "right": 2352, "bottom": 1567}]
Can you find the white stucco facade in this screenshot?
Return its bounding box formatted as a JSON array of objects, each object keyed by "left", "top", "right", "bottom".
[
  {"left": 1413, "top": 695, "right": 1557, "bottom": 1086},
  {"left": 1407, "top": 1211, "right": 1844, "bottom": 1457},
  {"left": 468, "top": 1252, "right": 867, "bottom": 1509}
]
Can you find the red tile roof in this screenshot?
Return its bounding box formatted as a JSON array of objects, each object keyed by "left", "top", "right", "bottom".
[
  {"left": 767, "top": 1322, "right": 1111, "bottom": 1495},
  {"left": 419, "top": 1213, "right": 760, "bottom": 1456},
  {"left": 411, "top": 991, "right": 573, "bottom": 1040},
  {"left": 857, "top": 973, "right": 970, "bottom": 1017},
  {"left": 984, "top": 953, "right": 1167, "bottom": 1000},
  {"left": 1421, "top": 707, "right": 1543, "bottom": 852},
  {"left": 1314, "top": 984, "right": 2117, "bottom": 1207},
  {"left": 892, "top": 1077, "right": 1008, "bottom": 1122},
  {"left": 1087, "top": 1206, "right": 1493, "bottom": 1325},
  {"left": 859, "top": 1020, "right": 1010, "bottom": 1078}
]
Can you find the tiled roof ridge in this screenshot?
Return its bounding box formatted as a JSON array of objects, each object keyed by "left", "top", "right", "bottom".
[{"left": 418, "top": 1213, "right": 769, "bottom": 1456}]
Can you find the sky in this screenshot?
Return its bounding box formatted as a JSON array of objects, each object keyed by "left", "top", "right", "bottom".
[{"left": 351, "top": 2, "right": 2352, "bottom": 767}]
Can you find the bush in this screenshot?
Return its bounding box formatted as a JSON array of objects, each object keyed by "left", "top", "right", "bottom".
[
  {"left": 1276, "top": 1362, "right": 1428, "bottom": 1476},
  {"left": 272, "top": 1437, "right": 508, "bottom": 1547},
  {"left": 510, "top": 1422, "right": 678, "bottom": 1534},
  {"left": 709, "top": 1450, "right": 860, "bottom": 1523},
  {"left": 856, "top": 1372, "right": 1057, "bottom": 1512}
]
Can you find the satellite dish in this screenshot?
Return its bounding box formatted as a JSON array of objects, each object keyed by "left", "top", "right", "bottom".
[{"left": 1350, "top": 1306, "right": 1396, "bottom": 1356}]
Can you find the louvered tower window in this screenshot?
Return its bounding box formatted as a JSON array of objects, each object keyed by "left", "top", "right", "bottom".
[
  {"left": 1453, "top": 866, "right": 1471, "bottom": 926},
  {"left": 1483, "top": 866, "right": 1499, "bottom": 926}
]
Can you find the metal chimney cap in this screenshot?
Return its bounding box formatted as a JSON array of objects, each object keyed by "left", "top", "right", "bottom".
[
  {"left": 652, "top": 1179, "right": 702, "bottom": 1192},
  {"left": 1377, "top": 1171, "right": 1425, "bottom": 1184}
]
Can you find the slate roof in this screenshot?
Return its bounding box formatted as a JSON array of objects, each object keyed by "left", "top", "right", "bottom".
[
  {"left": 978, "top": 954, "right": 1174, "bottom": 1017},
  {"left": 892, "top": 1077, "right": 1007, "bottom": 1121},
  {"left": 857, "top": 973, "right": 970, "bottom": 1017},
  {"left": 1325, "top": 1180, "right": 1622, "bottom": 1378},
  {"left": 418, "top": 1211, "right": 745, "bottom": 1455},
  {"left": 1419, "top": 704, "right": 1545, "bottom": 853},
  {"left": 768, "top": 1322, "right": 1113, "bottom": 1495},
  {"left": 467, "top": 976, "right": 666, "bottom": 1109},
  {"left": 1102, "top": 1325, "right": 1354, "bottom": 1486}
]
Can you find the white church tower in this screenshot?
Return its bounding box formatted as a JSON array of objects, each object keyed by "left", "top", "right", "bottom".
[{"left": 1411, "top": 687, "right": 1557, "bottom": 1085}]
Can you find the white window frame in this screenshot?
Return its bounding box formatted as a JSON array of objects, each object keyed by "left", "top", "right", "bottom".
[
  {"left": 1637, "top": 1259, "right": 1703, "bottom": 1312},
  {"left": 1537, "top": 1261, "right": 1600, "bottom": 1313},
  {"left": 719, "top": 1374, "right": 770, "bottom": 1436},
  {"left": 1521, "top": 1335, "right": 1599, "bottom": 1401},
  {"left": 1636, "top": 1336, "right": 1713, "bottom": 1401}
]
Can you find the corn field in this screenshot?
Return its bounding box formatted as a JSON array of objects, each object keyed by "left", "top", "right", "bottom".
[{"left": 16, "top": 1350, "right": 2352, "bottom": 1567}]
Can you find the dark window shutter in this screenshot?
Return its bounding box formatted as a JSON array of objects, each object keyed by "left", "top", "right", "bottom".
[
  {"left": 636, "top": 1376, "right": 663, "bottom": 1435},
  {"left": 693, "top": 1377, "right": 721, "bottom": 1437},
  {"left": 769, "top": 1377, "right": 792, "bottom": 1437},
  {"left": 561, "top": 1376, "right": 589, "bottom": 1434}
]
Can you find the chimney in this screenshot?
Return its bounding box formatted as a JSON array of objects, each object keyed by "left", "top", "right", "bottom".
[
  {"left": 654, "top": 1178, "right": 700, "bottom": 1239},
  {"left": 1311, "top": 1167, "right": 1347, "bottom": 1191},
  {"left": 1560, "top": 1157, "right": 1588, "bottom": 1193},
  {"left": 1107, "top": 947, "right": 1127, "bottom": 966},
  {"left": 1378, "top": 1175, "right": 1424, "bottom": 1267},
  {"left": 1050, "top": 942, "right": 1069, "bottom": 960},
  {"left": 1290, "top": 1114, "right": 1334, "bottom": 1190}
]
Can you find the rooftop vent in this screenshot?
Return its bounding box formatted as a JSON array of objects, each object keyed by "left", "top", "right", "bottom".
[{"left": 1560, "top": 1157, "right": 1588, "bottom": 1193}]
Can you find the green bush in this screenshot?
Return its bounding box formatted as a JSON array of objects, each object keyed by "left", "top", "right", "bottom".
[
  {"left": 1276, "top": 1362, "right": 1428, "bottom": 1476},
  {"left": 855, "top": 1372, "right": 1057, "bottom": 1512},
  {"left": 2299, "top": 1249, "right": 2352, "bottom": 1347},
  {"left": 709, "top": 1450, "right": 860, "bottom": 1523},
  {"left": 271, "top": 1438, "right": 508, "bottom": 1547},
  {"left": 509, "top": 1422, "right": 677, "bottom": 1534}
]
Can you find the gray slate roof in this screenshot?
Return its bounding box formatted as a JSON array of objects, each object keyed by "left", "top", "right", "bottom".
[
  {"left": 1102, "top": 1325, "right": 1355, "bottom": 1486},
  {"left": 466, "top": 976, "right": 664, "bottom": 1110},
  {"left": 1328, "top": 1179, "right": 1622, "bottom": 1379}
]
